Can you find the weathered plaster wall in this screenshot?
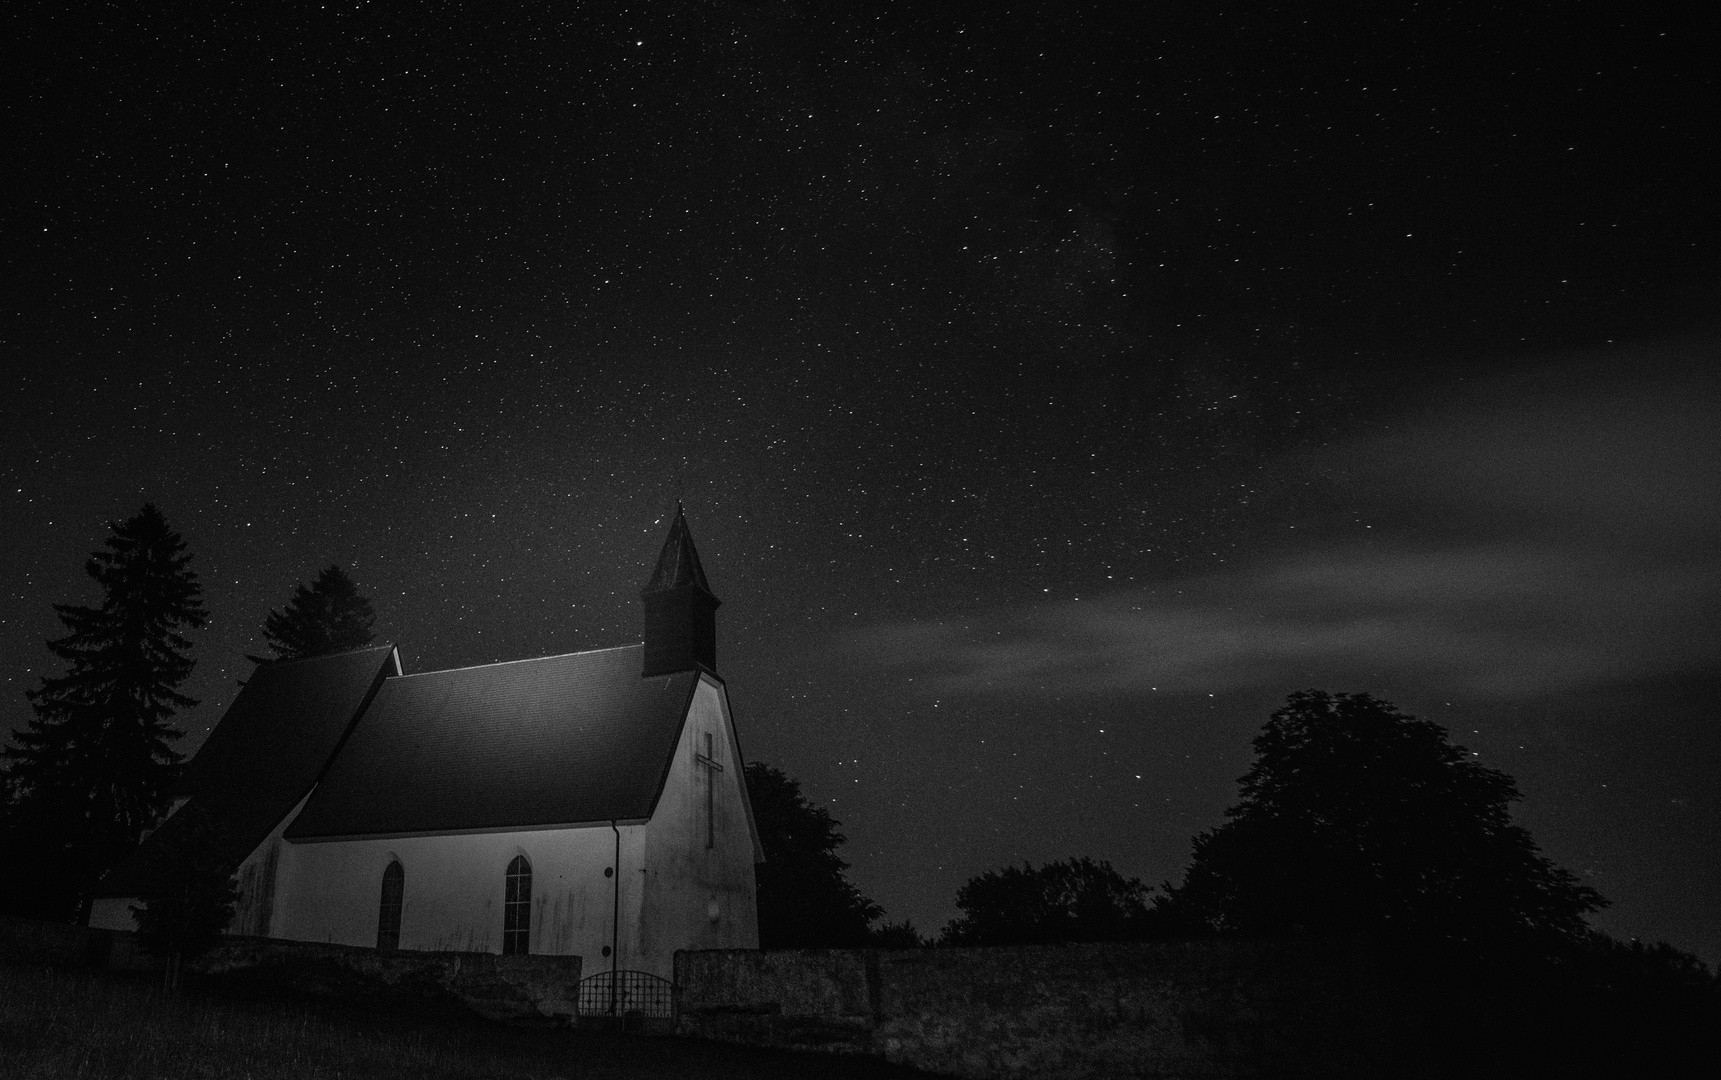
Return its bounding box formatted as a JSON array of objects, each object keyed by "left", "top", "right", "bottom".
[
  {"left": 676, "top": 942, "right": 1389, "bottom": 1080},
  {"left": 87, "top": 897, "right": 135, "bottom": 932},
  {"left": 273, "top": 822, "right": 645, "bottom": 961},
  {"left": 636, "top": 675, "right": 760, "bottom": 974}
]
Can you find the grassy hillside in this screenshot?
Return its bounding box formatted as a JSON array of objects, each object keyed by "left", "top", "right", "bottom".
[{"left": 0, "top": 961, "right": 924, "bottom": 1079}]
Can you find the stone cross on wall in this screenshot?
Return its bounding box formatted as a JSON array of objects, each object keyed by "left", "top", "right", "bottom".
[{"left": 695, "top": 731, "right": 723, "bottom": 849}]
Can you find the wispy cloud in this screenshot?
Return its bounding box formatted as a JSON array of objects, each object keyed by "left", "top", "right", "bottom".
[{"left": 846, "top": 341, "right": 1721, "bottom": 698}]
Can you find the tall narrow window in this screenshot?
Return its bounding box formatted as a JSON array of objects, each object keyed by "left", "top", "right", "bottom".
[
  {"left": 503, "top": 855, "right": 532, "bottom": 955},
  {"left": 377, "top": 860, "right": 404, "bottom": 951}
]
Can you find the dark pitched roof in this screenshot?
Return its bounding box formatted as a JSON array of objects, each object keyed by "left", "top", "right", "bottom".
[
  {"left": 285, "top": 645, "right": 702, "bottom": 841},
  {"left": 96, "top": 645, "right": 399, "bottom": 897},
  {"left": 641, "top": 503, "right": 716, "bottom": 598}
]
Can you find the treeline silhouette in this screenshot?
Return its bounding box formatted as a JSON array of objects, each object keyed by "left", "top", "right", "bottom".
[
  {"left": 760, "top": 689, "right": 1714, "bottom": 1078},
  {"left": 5, "top": 508, "right": 1713, "bottom": 1072}
]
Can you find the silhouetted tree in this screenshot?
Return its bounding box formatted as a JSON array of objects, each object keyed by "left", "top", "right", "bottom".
[
  {"left": 746, "top": 762, "right": 883, "bottom": 947},
  {"left": 1, "top": 504, "right": 205, "bottom": 919},
  {"left": 941, "top": 856, "right": 1153, "bottom": 945},
  {"left": 131, "top": 803, "right": 240, "bottom": 989},
  {"left": 254, "top": 565, "right": 376, "bottom": 662},
  {"left": 1575, "top": 932, "right": 1718, "bottom": 1000},
  {"left": 870, "top": 919, "right": 926, "bottom": 949},
  {"left": 1155, "top": 690, "right": 1606, "bottom": 959},
  {"left": 1545, "top": 934, "right": 1721, "bottom": 1076}
]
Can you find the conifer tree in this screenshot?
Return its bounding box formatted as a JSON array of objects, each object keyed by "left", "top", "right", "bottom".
[
  {"left": 131, "top": 803, "right": 240, "bottom": 989},
  {"left": 255, "top": 565, "right": 376, "bottom": 662},
  {"left": 1, "top": 504, "right": 206, "bottom": 919}
]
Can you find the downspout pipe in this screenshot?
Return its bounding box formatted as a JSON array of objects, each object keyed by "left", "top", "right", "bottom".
[{"left": 610, "top": 819, "right": 621, "bottom": 1017}]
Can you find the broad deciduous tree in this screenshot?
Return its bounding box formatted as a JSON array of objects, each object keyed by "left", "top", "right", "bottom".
[
  {"left": 746, "top": 762, "right": 883, "bottom": 948},
  {"left": 1156, "top": 690, "right": 1606, "bottom": 957},
  {"left": 870, "top": 918, "right": 926, "bottom": 948},
  {"left": 1, "top": 504, "right": 206, "bottom": 919},
  {"left": 941, "top": 856, "right": 1154, "bottom": 945}
]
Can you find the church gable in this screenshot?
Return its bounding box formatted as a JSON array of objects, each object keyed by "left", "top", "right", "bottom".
[
  {"left": 285, "top": 646, "right": 704, "bottom": 841},
  {"left": 649, "top": 674, "right": 764, "bottom": 866},
  {"left": 638, "top": 674, "right": 762, "bottom": 933}
]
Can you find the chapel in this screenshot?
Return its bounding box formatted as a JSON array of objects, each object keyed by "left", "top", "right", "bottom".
[{"left": 89, "top": 506, "right": 762, "bottom": 979}]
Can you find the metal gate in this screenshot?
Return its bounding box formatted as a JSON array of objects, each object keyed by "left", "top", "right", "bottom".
[{"left": 577, "top": 969, "right": 674, "bottom": 1032}]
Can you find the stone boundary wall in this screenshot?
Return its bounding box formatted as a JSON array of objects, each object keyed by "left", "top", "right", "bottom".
[
  {"left": 195, "top": 937, "right": 584, "bottom": 1024},
  {"left": 5, "top": 915, "right": 1399, "bottom": 1074},
  {"left": 0, "top": 915, "right": 581, "bottom": 1025},
  {"left": 676, "top": 941, "right": 1393, "bottom": 1079},
  {"left": 0, "top": 913, "right": 122, "bottom": 970}
]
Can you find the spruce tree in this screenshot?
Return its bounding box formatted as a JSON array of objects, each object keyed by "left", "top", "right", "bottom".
[
  {"left": 131, "top": 803, "right": 240, "bottom": 989},
  {"left": 255, "top": 565, "right": 376, "bottom": 662},
  {"left": 2, "top": 504, "right": 206, "bottom": 919}
]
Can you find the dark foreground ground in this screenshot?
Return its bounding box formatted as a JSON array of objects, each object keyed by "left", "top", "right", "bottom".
[{"left": 0, "top": 961, "right": 932, "bottom": 1080}]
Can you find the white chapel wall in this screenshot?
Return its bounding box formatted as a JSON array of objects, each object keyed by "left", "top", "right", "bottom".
[
  {"left": 88, "top": 897, "right": 136, "bottom": 931},
  {"left": 271, "top": 822, "right": 646, "bottom": 960}
]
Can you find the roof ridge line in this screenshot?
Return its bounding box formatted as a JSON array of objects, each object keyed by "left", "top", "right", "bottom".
[
  {"left": 393, "top": 642, "right": 646, "bottom": 679},
  {"left": 251, "top": 643, "right": 398, "bottom": 669}
]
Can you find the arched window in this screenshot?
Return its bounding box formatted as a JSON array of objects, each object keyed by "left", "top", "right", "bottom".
[
  {"left": 376, "top": 860, "right": 404, "bottom": 951},
  {"left": 503, "top": 855, "right": 532, "bottom": 956}
]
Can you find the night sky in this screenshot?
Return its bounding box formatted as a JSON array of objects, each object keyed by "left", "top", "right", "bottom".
[{"left": 3, "top": 4, "right": 1716, "bottom": 960}]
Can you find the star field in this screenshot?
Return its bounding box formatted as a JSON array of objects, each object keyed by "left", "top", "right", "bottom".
[{"left": 2, "top": 3, "right": 1716, "bottom": 959}]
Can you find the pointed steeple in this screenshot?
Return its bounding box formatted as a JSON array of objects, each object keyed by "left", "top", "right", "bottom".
[
  {"left": 643, "top": 502, "right": 714, "bottom": 595},
  {"left": 640, "top": 503, "right": 721, "bottom": 677}
]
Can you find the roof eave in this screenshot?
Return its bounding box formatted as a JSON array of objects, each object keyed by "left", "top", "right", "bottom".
[{"left": 286, "top": 816, "right": 654, "bottom": 844}]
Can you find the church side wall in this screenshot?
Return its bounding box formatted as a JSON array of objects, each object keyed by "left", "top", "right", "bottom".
[
  {"left": 272, "top": 823, "right": 644, "bottom": 960},
  {"left": 88, "top": 897, "right": 136, "bottom": 932},
  {"left": 636, "top": 675, "right": 760, "bottom": 978},
  {"left": 231, "top": 790, "right": 311, "bottom": 937}
]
